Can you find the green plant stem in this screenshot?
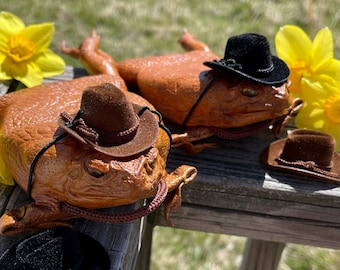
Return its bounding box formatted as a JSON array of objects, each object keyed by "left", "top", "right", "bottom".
[{"left": 7, "top": 79, "right": 20, "bottom": 93}]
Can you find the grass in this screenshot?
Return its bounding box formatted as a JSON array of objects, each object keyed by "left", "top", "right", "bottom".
[
  {"left": 151, "top": 227, "right": 246, "bottom": 270},
  {"left": 1, "top": 0, "right": 340, "bottom": 269},
  {"left": 2, "top": 0, "right": 340, "bottom": 64},
  {"left": 151, "top": 227, "right": 340, "bottom": 270}
]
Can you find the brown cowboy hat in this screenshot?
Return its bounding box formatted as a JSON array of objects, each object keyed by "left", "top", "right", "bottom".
[
  {"left": 203, "top": 33, "right": 290, "bottom": 85},
  {"left": 58, "top": 83, "right": 159, "bottom": 157},
  {"left": 261, "top": 129, "right": 340, "bottom": 184}
]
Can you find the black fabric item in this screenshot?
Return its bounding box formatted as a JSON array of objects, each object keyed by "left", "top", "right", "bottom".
[
  {"left": 203, "top": 33, "right": 290, "bottom": 85},
  {"left": 0, "top": 228, "right": 110, "bottom": 270}
]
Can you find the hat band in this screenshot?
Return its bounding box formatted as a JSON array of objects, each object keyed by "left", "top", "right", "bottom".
[
  {"left": 78, "top": 116, "right": 140, "bottom": 146},
  {"left": 257, "top": 64, "right": 274, "bottom": 74},
  {"left": 60, "top": 111, "right": 140, "bottom": 146},
  {"left": 218, "top": 58, "right": 274, "bottom": 76},
  {"left": 275, "top": 157, "right": 338, "bottom": 178},
  {"left": 218, "top": 59, "right": 242, "bottom": 70}
]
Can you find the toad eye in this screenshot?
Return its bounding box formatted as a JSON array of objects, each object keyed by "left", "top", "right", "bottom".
[
  {"left": 241, "top": 88, "right": 258, "bottom": 97},
  {"left": 87, "top": 159, "right": 109, "bottom": 178},
  {"left": 88, "top": 167, "right": 105, "bottom": 178}
]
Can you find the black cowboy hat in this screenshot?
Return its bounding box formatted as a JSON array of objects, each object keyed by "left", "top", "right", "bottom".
[
  {"left": 0, "top": 228, "right": 110, "bottom": 270},
  {"left": 262, "top": 129, "right": 340, "bottom": 184},
  {"left": 204, "top": 33, "right": 290, "bottom": 85},
  {"left": 58, "top": 83, "right": 159, "bottom": 157}
]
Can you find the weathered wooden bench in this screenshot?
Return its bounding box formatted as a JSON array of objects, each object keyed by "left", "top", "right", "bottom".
[{"left": 1, "top": 67, "right": 340, "bottom": 270}]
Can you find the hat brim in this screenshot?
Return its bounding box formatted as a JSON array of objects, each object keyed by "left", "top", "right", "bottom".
[
  {"left": 0, "top": 228, "right": 110, "bottom": 270},
  {"left": 203, "top": 56, "right": 290, "bottom": 85},
  {"left": 261, "top": 137, "right": 340, "bottom": 184},
  {"left": 58, "top": 104, "right": 159, "bottom": 158}
]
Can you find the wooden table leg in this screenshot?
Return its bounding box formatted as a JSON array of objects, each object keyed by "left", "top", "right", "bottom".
[
  {"left": 136, "top": 216, "right": 155, "bottom": 270},
  {"left": 240, "top": 239, "right": 286, "bottom": 270}
]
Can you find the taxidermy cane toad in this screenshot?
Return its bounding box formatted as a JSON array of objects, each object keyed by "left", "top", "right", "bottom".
[
  {"left": 0, "top": 79, "right": 197, "bottom": 236},
  {"left": 61, "top": 30, "right": 303, "bottom": 153}
]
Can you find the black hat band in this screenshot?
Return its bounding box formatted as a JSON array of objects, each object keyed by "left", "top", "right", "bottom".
[{"left": 217, "top": 58, "right": 274, "bottom": 77}]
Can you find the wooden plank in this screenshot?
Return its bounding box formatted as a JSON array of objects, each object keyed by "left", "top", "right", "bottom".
[
  {"left": 152, "top": 202, "right": 340, "bottom": 249},
  {"left": 166, "top": 135, "right": 340, "bottom": 209},
  {"left": 156, "top": 130, "right": 340, "bottom": 250},
  {"left": 0, "top": 184, "right": 16, "bottom": 216},
  {"left": 166, "top": 174, "right": 340, "bottom": 225}
]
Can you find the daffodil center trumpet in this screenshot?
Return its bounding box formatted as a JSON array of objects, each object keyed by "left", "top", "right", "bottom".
[
  {"left": 323, "top": 93, "right": 340, "bottom": 124},
  {"left": 7, "top": 35, "right": 35, "bottom": 62}
]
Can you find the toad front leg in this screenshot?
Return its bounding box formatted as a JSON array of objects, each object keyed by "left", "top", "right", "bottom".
[{"left": 171, "top": 127, "right": 218, "bottom": 154}]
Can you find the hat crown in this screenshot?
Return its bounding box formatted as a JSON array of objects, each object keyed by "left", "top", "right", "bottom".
[
  {"left": 81, "top": 83, "right": 138, "bottom": 132},
  {"left": 224, "top": 33, "right": 274, "bottom": 76},
  {"left": 79, "top": 83, "right": 139, "bottom": 146},
  {"left": 280, "top": 130, "right": 335, "bottom": 167}
]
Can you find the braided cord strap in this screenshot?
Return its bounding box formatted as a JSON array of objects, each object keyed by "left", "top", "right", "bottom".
[
  {"left": 276, "top": 158, "right": 339, "bottom": 178},
  {"left": 61, "top": 179, "right": 168, "bottom": 223}
]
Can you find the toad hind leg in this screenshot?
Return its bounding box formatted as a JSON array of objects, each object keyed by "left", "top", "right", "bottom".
[{"left": 0, "top": 203, "right": 72, "bottom": 236}]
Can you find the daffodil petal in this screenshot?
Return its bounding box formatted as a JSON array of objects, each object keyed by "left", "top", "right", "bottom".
[
  {"left": 0, "top": 56, "right": 25, "bottom": 78},
  {"left": 312, "top": 27, "right": 334, "bottom": 66},
  {"left": 0, "top": 73, "right": 12, "bottom": 81},
  {"left": 0, "top": 154, "right": 14, "bottom": 185},
  {"left": 314, "top": 58, "right": 340, "bottom": 82},
  {"left": 16, "top": 62, "right": 43, "bottom": 88},
  {"left": 0, "top": 129, "right": 15, "bottom": 185},
  {"left": 275, "top": 25, "right": 312, "bottom": 65},
  {"left": 0, "top": 54, "right": 12, "bottom": 80},
  {"left": 302, "top": 73, "right": 338, "bottom": 99},
  {"left": 323, "top": 121, "right": 340, "bottom": 151},
  {"left": 295, "top": 106, "right": 325, "bottom": 129},
  {"left": 34, "top": 50, "right": 65, "bottom": 77},
  {"left": 0, "top": 33, "right": 8, "bottom": 54},
  {"left": 0, "top": 11, "right": 25, "bottom": 36},
  {"left": 20, "top": 23, "right": 54, "bottom": 53}
]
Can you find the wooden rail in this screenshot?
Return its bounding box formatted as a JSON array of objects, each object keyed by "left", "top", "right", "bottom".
[{"left": 1, "top": 67, "right": 340, "bottom": 269}]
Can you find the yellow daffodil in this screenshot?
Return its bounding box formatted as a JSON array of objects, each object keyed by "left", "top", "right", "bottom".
[
  {"left": 0, "top": 11, "right": 65, "bottom": 88},
  {"left": 275, "top": 25, "right": 340, "bottom": 151},
  {"left": 275, "top": 25, "right": 339, "bottom": 100},
  {"left": 294, "top": 86, "right": 340, "bottom": 151},
  {"left": 0, "top": 133, "right": 13, "bottom": 185}
]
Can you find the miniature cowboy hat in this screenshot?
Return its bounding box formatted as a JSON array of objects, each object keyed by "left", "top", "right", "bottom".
[
  {"left": 261, "top": 129, "right": 340, "bottom": 183},
  {"left": 203, "top": 33, "right": 290, "bottom": 85},
  {"left": 59, "top": 83, "right": 159, "bottom": 157},
  {"left": 0, "top": 228, "right": 110, "bottom": 270}
]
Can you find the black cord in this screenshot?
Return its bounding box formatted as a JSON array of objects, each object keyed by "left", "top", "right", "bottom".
[
  {"left": 138, "top": 106, "right": 172, "bottom": 144},
  {"left": 27, "top": 132, "right": 69, "bottom": 201},
  {"left": 27, "top": 111, "right": 85, "bottom": 200},
  {"left": 182, "top": 71, "right": 222, "bottom": 126}
]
